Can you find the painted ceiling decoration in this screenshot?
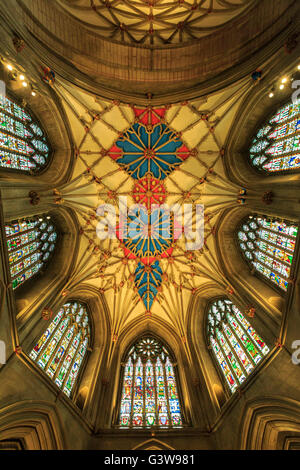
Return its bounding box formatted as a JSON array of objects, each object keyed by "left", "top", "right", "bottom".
[
  {"left": 108, "top": 106, "right": 192, "bottom": 310},
  {"left": 32, "top": 74, "right": 267, "bottom": 360},
  {"left": 56, "top": 0, "right": 254, "bottom": 45}
]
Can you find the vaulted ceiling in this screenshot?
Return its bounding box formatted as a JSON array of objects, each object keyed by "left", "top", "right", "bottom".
[
  {"left": 52, "top": 76, "right": 250, "bottom": 341},
  {"left": 0, "top": 0, "right": 299, "bottom": 347},
  {"left": 56, "top": 0, "right": 254, "bottom": 46},
  {"left": 8, "top": 0, "right": 296, "bottom": 98}
]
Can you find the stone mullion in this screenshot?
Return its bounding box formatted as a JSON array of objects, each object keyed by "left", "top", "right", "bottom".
[
  {"left": 1, "top": 144, "right": 44, "bottom": 168},
  {"left": 225, "top": 313, "right": 257, "bottom": 366},
  {"left": 43, "top": 319, "right": 72, "bottom": 373},
  {"left": 229, "top": 306, "right": 265, "bottom": 355},
  {"left": 153, "top": 358, "right": 158, "bottom": 426},
  {"left": 142, "top": 359, "right": 146, "bottom": 427},
  {"left": 162, "top": 359, "right": 172, "bottom": 428},
  {"left": 34, "top": 307, "right": 70, "bottom": 362},
  {"left": 268, "top": 116, "right": 299, "bottom": 144},
  {"left": 0, "top": 104, "right": 35, "bottom": 128},
  {"left": 10, "top": 242, "right": 44, "bottom": 268},
  {"left": 0, "top": 127, "right": 46, "bottom": 167},
  {"left": 214, "top": 330, "right": 241, "bottom": 384},
  {"left": 220, "top": 323, "right": 249, "bottom": 377},
  {"left": 0, "top": 108, "right": 47, "bottom": 151},
  {"left": 6, "top": 226, "right": 37, "bottom": 241},
  {"left": 129, "top": 357, "right": 136, "bottom": 428},
  {"left": 257, "top": 221, "right": 295, "bottom": 242},
  {"left": 251, "top": 243, "right": 289, "bottom": 277},
  {"left": 257, "top": 227, "right": 295, "bottom": 259},
  {"left": 60, "top": 334, "right": 84, "bottom": 392},
  {"left": 8, "top": 238, "right": 41, "bottom": 263},
  {"left": 33, "top": 316, "right": 62, "bottom": 362},
  {"left": 52, "top": 327, "right": 78, "bottom": 383},
  {"left": 9, "top": 255, "right": 44, "bottom": 282},
  {"left": 254, "top": 256, "right": 288, "bottom": 287}
]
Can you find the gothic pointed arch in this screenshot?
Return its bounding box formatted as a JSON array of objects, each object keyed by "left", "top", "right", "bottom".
[
  {"left": 29, "top": 300, "right": 92, "bottom": 398},
  {"left": 5, "top": 213, "right": 58, "bottom": 290},
  {"left": 206, "top": 298, "right": 269, "bottom": 394},
  {"left": 216, "top": 207, "right": 287, "bottom": 327},
  {"left": 0, "top": 92, "right": 51, "bottom": 173},
  {"left": 224, "top": 58, "right": 300, "bottom": 187},
  {"left": 237, "top": 213, "right": 299, "bottom": 292},
  {"left": 0, "top": 401, "right": 65, "bottom": 450},
  {"left": 239, "top": 397, "right": 300, "bottom": 450},
  {"left": 249, "top": 100, "right": 300, "bottom": 174},
  {"left": 117, "top": 334, "right": 184, "bottom": 429},
  {"left": 133, "top": 438, "right": 175, "bottom": 450}
]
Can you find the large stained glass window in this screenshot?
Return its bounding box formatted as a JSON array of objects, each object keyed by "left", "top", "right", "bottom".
[
  {"left": 30, "top": 301, "right": 90, "bottom": 397},
  {"left": 238, "top": 215, "right": 298, "bottom": 291},
  {"left": 207, "top": 299, "right": 269, "bottom": 394},
  {"left": 249, "top": 101, "right": 300, "bottom": 172},
  {"left": 119, "top": 337, "right": 183, "bottom": 428},
  {"left": 0, "top": 94, "right": 50, "bottom": 172},
  {"left": 5, "top": 215, "right": 58, "bottom": 289}
]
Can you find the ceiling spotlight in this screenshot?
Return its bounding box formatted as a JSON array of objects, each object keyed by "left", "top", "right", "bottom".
[
  {"left": 31, "top": 91, "right": 36, "bottom": 96},
  {"left": 6, "top": 64, "right": 13, "bottom": 71},
  {"left": 281, "top": 77, "right": 288, "bottom": 84},
  {"left": 19, "top": 74, "right": 25, "bottom": 81},
  {"left": 22, "top": 81, "right": 28, "bottom": 87},
  {"left": 298, "top": 65, "right": 300, "bottom": 70},
  {"left": 279, "top": 84, "right": 284, "bottom": 90},
  {"left": 269, "top": 92, "right": 274, "bottom": 98}
]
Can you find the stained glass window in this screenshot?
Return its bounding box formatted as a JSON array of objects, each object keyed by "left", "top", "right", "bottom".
[
  {"left": 5, "top": 215, "right": 58, "bottom": 290},
  {"left": 238, "top": 215, "right": 298, "bottom": 291},
  {"left": 0, "top": 94, "right": 50, "bottom": 172},
  {"left": 29, "top": 301, "right": 90, "bottom": 397},
  {"left": 249, "top": 101, "right": 300, "bottom": 172},
  {"left": 207, "top": 299, "right": 269, "bottom": 394},
  {"left": 119, "top": 337, "right": 183, "bottom": 428}
]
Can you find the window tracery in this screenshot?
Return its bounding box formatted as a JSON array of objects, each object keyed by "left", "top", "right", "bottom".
[
  {"left": 238, "top": 215, "right": 298, "bottom": 291},
  {"left": 29, "top": 301, "right": 90, "bottom": 397},
  {"left": 5, "top": 215, "right": 58, "bottom": 289},
  {"left": 119, "top": 337, "right": 183, "bottom": 428},
  {"left": 207, "top": 299, "right": 269, "bottom": 394},
  {"left": 0, "top": 94, "right": 50, "bottom": 172},
  {"left": 249, "top": 102, "right": 300, "bottom": 173}
]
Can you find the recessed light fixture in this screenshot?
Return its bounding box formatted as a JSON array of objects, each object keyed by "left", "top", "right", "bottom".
[
  {"left": 269, "top": 92, "right": 274, "bottom": 98},
  {"left": 31, "top": 91, "right": 36, "bottom": 96},
  {"left": 279, "top": 84, "right": 284, "bottom": 90},
  {"left": 281, "top": 77, "right": 288, "bottom": 84},
  {"left": 22, "top": 81, "right": 28, "bottom": 87},
  {"left": 19, "top": 74, "right": 25, "bottom": 81},
  {"left": 6, "top": 64, "right": 13, "bottom": 71}
]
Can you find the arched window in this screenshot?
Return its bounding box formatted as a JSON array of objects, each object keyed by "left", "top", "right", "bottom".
[
  {"left": 0, "top": 93, "right": 50, "bottom": 172},
  {"left": 119, "top": 337, "right": 183, "bottom": 429},
  {"left": 238, "top": 214, "right": 298, "bottom": 291},
  {"left": 5, "top": 215, "right": 58, "bottom": 289},
  {"left": 249, "top": 101, "right": 300, "bottom": 172},
  {"left": 207, "top": 299, "right": 269, "bottom": 394},
  {"left": 29, "top": 301, "right": 91, "bottom": 397}
]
